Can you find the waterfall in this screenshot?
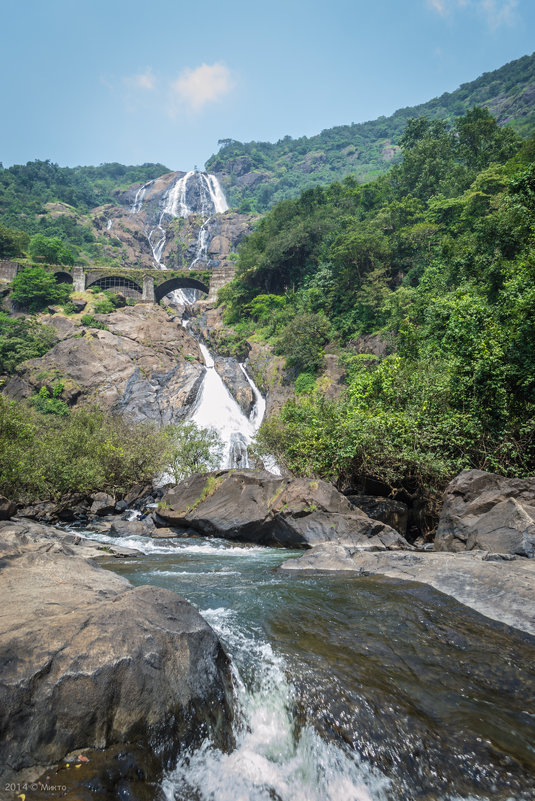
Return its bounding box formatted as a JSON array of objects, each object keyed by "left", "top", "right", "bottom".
[
  {"left": 191, "top": 217, "right": 211, "bottom": 267},
  {"left": 143, "top": 171, "right": 227, "bottom": 270},
  {"left": 189, "top": 343, "right": 267, "bottom": 470},
  {"left": 131, "top": 181, "right": 151, "bottom": 214},
  {"left": 204, "top": 173, "right": 228, "bottom": 214},
  {"left": 163, "top": 170, "right": 196, "bottom": 218},
  {"left": 181, "top": 312, "right": 278, "bottom": 472}
]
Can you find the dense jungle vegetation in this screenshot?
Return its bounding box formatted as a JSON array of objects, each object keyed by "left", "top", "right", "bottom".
[
  {"left": 207, "top": 52, "right": 535, "bottom": 212},
  {"left": 220, "top": 107, "right": 535, "bottom": 520},
  {"left": 0, "top": 160, "right": 168, "bottom": 264}
]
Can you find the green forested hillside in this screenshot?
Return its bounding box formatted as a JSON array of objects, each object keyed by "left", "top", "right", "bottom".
[
  {"left": 220, "top": 108, "right": 535, "bottom": 522},
  {"left": 206, "top": 52, "right": 535, "bottom": 212},
  {"left": 0, "top": 160, "right": 168, "bottom": 263}
]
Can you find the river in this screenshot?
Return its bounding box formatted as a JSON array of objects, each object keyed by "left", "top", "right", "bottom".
[{"left": 82, "top": 530, "right": 535, "bottom": 801}]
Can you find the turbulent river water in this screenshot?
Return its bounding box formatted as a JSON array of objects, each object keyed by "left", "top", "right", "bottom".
[{"left": 82, "top": 530, "right": 535, "bottom": 801}]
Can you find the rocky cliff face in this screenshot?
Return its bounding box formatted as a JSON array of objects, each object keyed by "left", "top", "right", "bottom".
[
  {"left": 90, "top": 170, "right": 255, "bottom": 276},
  {"left": 3, "top": 305, "right": 206, "bottom": 425}
]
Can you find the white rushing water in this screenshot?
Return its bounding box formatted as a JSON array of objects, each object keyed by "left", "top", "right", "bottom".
[
  {"left": 162, "top": 606, "right": 387, "bottom": 801},
  {"left": 138, "top": 170, "right": 228, "bottom": 268},
  {"left": 131, "top": 180, "right": 151, "bottom": 214},
  {"left": 189, "top": 342, "right": 275, "bottom": 470}
]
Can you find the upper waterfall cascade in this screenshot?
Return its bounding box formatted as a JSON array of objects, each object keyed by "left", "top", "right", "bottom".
[{"left": 130, "top": 171, "right": 228, "bottom": 269}]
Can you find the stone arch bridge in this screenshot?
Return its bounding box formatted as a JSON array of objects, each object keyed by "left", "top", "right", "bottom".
[{"left": 0, "top": 261, "right": 236, "bottom": 304}]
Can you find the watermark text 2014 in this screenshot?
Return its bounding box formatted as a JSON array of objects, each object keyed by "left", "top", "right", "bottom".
[{"left": 5, "top": 782, "right": 67, "bottom": 793}]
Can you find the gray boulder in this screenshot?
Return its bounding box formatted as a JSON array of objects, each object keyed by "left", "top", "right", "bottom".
[
  {"left": 90, "top": 492, "right": 116, "bottom": 516},
  {"left": 435, "top": 470, "right": 535, "bottom": 557},
  {"left": 466, "top": 498, "right": 535, "bottom": 558},
  {"left": 71, "top": 298, "right": 87, "bottom": 312},
  {"left": 157, "top": 470, "right": 411, "bottom": 550},
  {"left": 0, "top": 520, "right": 233, "bottom": 777},
  {"left": 109, "top": 516, "right": 156, "bottom": 537}
]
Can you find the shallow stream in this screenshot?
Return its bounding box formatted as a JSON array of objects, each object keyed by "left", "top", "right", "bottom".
[{"left": 88, "top": 531, "right": 535, "bottom": 801}]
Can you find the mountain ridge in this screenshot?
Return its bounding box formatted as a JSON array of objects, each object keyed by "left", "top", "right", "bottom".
[{"left": 206, "top": 51, "right": 535, "bottom": 211}]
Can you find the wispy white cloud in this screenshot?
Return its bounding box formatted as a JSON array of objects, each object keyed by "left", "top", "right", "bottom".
[
  {"left": 125, "top": 68, "right": 156, "bottom": 91},
  {"left": 427, "top": 0, "right": 447, "bottom": 15},
  {"left": 426, "top": 0, "right": 518, "bottom": 28},
  {"left": 169, "top": 62, "right": 235, "bottom": 114},
  {"left": 478, "top": 0, "right": 518, "bottom": 30}
]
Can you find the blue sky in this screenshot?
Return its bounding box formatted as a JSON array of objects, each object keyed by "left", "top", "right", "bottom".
[{"left": 1, "top": 0, "right": 534, "bottom": 171}]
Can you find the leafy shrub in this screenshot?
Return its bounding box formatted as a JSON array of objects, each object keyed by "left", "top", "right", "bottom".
[
  {"left": 276, "top": 312, "right": 330, "bottom": 373},
  {"left": 0, "top": 313, "right": 57, "bottom": 373},
  {"left": 93, "top": 298, "right": 116, "bottom": 314},
  {"left": 30, "top": 383, "right": 70, "bottom": 416},
  {"left": 162, "top": 421, "right": 223, "bottom": 483},
  {"left": 80, "top": 314, "right": 108, "bottom": 330},
  {"left": 0, "top": 224, "right": 29, "bottom": 258},
  {"left": 294, "top": 372, "right": 316, "bottom": 394},
  {"left": 28, "top": 234, "right": 75, "bottom": 265},
  {"left": 11, "top": 266, "right": 72, "bottom": 313},
  {"left": 0, "top": 399, "right": 169, "bottom": 502}
]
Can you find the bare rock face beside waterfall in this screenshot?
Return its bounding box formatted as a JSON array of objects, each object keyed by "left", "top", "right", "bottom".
[
  {"left": 433, "top": 469, "right": 535, "bottom": 557},
  {"left": 156, "top": 470, "right": 411, "bottom": 550},
  {"left": 0, "top": 519, "right": 233, "bottom": 780},
  {"left": 90, "top": 170, "right": 255, "bottom": 273},
  {"left": 3, "top": 305, "right": 205, "bottom": 425},
  {"left": 213, "top": 356, "right": 255, "bottom": 417}
]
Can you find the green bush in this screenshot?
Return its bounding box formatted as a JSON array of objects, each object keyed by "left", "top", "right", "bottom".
[
  {"left": 162, "top": 421, "right": 223, "bottom": 483},
  {"left": 294, "top": 372, "right": 316, "bottom": 394},
  {"left": 0, "top": 398, "right": 169, "bottom": 502},
  {"left": 30, "top": 384, "right": 70, "bottom": 416},
  {"left": 0, "top": 313, "right": 57, "bottom": 373},
  {"left": 276, "top": 312, "right": 330, "bottom": 373},
  {"left": 11, "top": 266, "right": 72, "bottom": 313},
  {"left": 80, "top": 314, "right": 108, "bottom": 330},
  {"left": 29, "top": 234, "right": 75, "bottom": 265}
]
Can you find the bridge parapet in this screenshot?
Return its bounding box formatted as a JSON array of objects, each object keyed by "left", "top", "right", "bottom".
[{"left": 0, "top": 262, "right": 236, "bottom": 303}]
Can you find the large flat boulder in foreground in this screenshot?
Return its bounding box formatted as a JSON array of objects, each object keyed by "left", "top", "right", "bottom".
[
  {"left": 157, "top": 470, "right": 411, "bottom": 550},
  {"left": 0, "top": 519, "right": 233, "bottom": 778},
  {"left": 434, "top": 470, "right": 535, "bottom": 557},
  {"left": 280, "top": 546, "right": 535, "bottom": 637}
]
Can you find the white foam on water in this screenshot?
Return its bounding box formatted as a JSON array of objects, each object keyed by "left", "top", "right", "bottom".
[
  {"left": 163, "top": 609, "right": 389, "bottom": 801},
  {"left": 155, "top": 569, "right": 241, "bottom": 577},
  {"left": 74, "top": 529, "right": 269, "bottom": 557}
]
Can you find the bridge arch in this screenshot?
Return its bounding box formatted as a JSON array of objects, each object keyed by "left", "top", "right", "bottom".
[
  {"left": 155, "top": 276, "right": 209, "bottom": 303},
  {"left": 54, "top": 271, "right": 73, "bottom": 284},
  {"left": 87, "top": 275, "right": 142, "bottom": 298}
]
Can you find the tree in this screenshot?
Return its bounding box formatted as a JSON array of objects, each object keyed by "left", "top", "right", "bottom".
[
  {"left": 276, "top": 312, "right": 330, "bottom": 373},
  {"left": 163, "top": 422, "right": 223, "bottom": 482},
  {"left": 0, "top": 225, "right": 29, "bottom": 258},
  {"left": 28, "top": 234, "right": 75, "bottom": 265},
  {"left": 455, "top": 106, "right": 520, "bottom": 171},
  {"left": 11, "top": 266, "right": 72, "bottom": 313}
]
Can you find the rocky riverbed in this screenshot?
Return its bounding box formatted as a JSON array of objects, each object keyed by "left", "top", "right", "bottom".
[{"left": 2, "top": 467, "right": 535, "bottom": 799}]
